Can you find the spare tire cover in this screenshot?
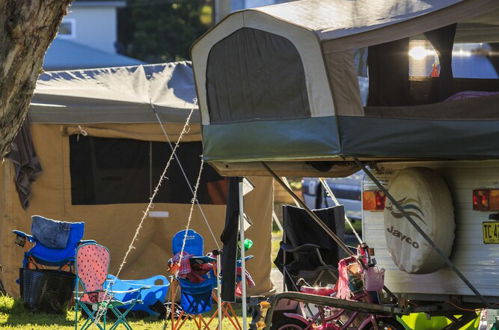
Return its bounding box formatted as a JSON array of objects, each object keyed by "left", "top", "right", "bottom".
[{"left": 384, "top": 167, "right": 455, "bottom": 274}]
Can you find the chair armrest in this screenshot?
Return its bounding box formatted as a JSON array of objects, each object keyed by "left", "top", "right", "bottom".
[
  {"left": 280, "top": 242, "right": 321, "bottom": 253},
  {"left": 109, "top": 286, "right": 151, "bottom": 294},
  {"left": 12, "top": 230, "right": 34, "bottom": 242},
  {"left": 236, "top": 255, "right": 254, "bottom": 266},
  {"left": 79, "top": 239, "right": 96, "bottom": 245}
]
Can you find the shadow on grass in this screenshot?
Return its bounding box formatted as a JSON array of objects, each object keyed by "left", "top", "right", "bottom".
[
  {"left": 5, "top": 312, "right": 73, "bottom": 327},
  {"left": 2, "top": 299, "right": 73, "bottom": 327}
]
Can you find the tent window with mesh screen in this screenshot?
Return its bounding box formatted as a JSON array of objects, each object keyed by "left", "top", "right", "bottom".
[{"left": 69, "top": 137, "right": 227, "bottom": 205}]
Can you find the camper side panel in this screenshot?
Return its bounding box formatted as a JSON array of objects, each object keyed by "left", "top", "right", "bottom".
[{"left": 363, "top": 160, "right": 499, "bottom": 299}]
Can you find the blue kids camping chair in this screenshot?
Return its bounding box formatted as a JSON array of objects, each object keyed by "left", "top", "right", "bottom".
[
  {"left": 13, "top": 215, "right": 93, "bottom": 269},
  {"left": 12, "top": 215, "right": 94, "bottom": 313},
  {"left": 105, "top": 274, "right": 169, "bottom": 317},
  {"left": 169, "top": 229, "right": 216, "bottom": 329}
]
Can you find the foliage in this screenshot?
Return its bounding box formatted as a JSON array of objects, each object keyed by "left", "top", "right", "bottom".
[{"left": 117, "top": 0, "right": 213, "bottom": 63}]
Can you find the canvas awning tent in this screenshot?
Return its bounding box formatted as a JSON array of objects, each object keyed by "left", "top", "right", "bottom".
[
  {"left": 192, "top": 0, "right": 499, "bottom": 177},
  {"left": 0, "top": 62, "right": 274, "bottom": 296}
]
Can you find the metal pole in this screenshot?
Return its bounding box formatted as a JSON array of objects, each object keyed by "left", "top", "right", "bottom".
[
  {"left": 217, "top": 254, "right": 223, "bottom": 330},
  {"left": 319, "top": 178, "right": 363, "bottom": 244},
  {"left": 354, "top": 159, "right": 490, "bottom": 308},
  {"left": 239, "top": 181, "right": 248, "bottom": 330}
]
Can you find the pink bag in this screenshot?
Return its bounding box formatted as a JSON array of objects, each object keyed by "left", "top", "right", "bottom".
[{"left": 363, "top": 266, "right": 385, "bottom": 292}]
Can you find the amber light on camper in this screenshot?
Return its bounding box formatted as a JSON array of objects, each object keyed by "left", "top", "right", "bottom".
[
  {"left": 363, "top": 190, "right": 386, "bottom": 211},
  {"left": 472, "top": 189, "right": 499, "bottom": 211}
]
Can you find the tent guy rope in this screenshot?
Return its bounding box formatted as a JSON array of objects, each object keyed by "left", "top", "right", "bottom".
[
  {"left": 176, "top": 157, "right": 205, "bottom": 269},
  {"left": 114, "top": 105, "right": 195, "bottom": 279},
  {"left": 93, "top": 103, "right": 196, "bottom": 325},
  {"left": 151, "top": 101, "right": 220, "bottom": 250}
]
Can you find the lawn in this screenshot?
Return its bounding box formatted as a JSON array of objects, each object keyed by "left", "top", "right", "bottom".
[{"left": 0, "top": 295, "right": 244, "bottom": 329}]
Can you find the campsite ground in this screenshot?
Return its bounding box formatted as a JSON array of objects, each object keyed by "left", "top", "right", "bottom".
[{"left": 0, "top": 295, "right": 244, "bottom": 329}]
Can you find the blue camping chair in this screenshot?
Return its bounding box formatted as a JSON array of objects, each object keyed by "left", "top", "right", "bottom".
[
  {"left": 169, "top": 229, "right": 216, "bottom": 329},
  {"left": 13, "top": 215, "right": 94, "bottom": 269},
  {"left": 12, "top": 215, "right": 94, "bottom": 313},
  {"left": 105, "top": 274, "right": 169, "bottom": 317}
]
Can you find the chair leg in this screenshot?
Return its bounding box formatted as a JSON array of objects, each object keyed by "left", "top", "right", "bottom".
[
  {"left": 75, "top": 300, "right": 78, "bottom": 330},
  {"left": 226, "top": 303, "right": 242, "bottom": 330},
  {"left": 199, "top": 314, "right": 213, "bottom": 330},
  {"left": 177, "top": 312, "right": 189, "bottom": 329},
  {"left": 79, "top": 303, "right": 105, "bottom": 330},
  {"left": 109, "top": 307, "right": 133, "bottom": 330}
]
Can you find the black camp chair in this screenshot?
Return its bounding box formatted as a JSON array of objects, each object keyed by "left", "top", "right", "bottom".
[{"left": 274, "top": 205, "right": 345, "bottom": 291}]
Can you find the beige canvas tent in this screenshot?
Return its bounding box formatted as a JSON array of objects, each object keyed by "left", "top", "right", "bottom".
[{"left": 0, "top": 62, "right": 274, "bottom": 296}]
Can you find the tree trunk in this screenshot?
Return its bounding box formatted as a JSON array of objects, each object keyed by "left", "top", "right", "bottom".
[{"left": 0, "top": 0, "right": 72, "bottom": 157}]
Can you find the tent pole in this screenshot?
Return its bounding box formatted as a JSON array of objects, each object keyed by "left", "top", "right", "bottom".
[
  {"left": 239, "top": 181, "right": 248, "bottom": 330},
  {"left": 354, "top": 159, "right": 490, "bottom": 308},
  {"left": 217, "top": 254, "right": 223, "bottom": 330}
]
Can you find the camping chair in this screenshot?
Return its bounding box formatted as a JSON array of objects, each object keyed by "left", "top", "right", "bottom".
[
  {"left": 13, "top": 215, "right": 92, "bottom": 270},
  {"left": 12, "top": 215, "right": 93, "bottom": 313},
  {"left": 168, "top": 229, "right": 217, "bottom": 329},
  {"left": 105, "top": 274, "right": 169, "bottom": 317},
  {"left": 74, "top": 243, "right": 148, "bottom": 330},
  {"left": 274, "top": 205, "right": 345, "bottom": 291}
]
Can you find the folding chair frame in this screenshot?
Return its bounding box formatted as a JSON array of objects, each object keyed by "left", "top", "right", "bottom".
[{"left": 74, "top": 243, "right": 146, "bottom": 330}]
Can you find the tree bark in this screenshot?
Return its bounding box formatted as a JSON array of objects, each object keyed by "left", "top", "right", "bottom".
[{"left": 0, "top": 0, "right": 72, "bottom": 157}]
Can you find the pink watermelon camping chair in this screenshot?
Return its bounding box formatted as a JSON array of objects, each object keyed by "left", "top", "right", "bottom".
[{"left": 74, "top": 243, "right": 147, "bottom": 330}]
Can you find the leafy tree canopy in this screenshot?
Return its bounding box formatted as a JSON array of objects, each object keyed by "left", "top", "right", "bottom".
[{"left": 118, "top": 0, "right": 212, "bottom": 63}]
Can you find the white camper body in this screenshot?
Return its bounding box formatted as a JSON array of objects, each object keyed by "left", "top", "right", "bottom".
[{"left": 363, "top": 160, "right": 499, "bottom": 302}]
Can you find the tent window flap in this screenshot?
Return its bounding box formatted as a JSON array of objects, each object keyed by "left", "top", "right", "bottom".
[{"left": 69, "top": 136, "right": 227, "bottom": 205}]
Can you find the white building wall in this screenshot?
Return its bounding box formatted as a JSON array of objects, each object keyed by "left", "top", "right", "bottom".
[{"left": 63, "top": 6, "right": 118, "bottom": 54}]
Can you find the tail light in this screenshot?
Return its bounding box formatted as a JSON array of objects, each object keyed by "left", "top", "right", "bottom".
[
  {"left": 473, "top": 189, "right": 499, "bottom": 211},
  {"left": 363, "top": 190, "right": 386, "bottom": 211}
]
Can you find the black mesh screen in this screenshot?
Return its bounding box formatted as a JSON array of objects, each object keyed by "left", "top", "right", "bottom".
[
  {"left": 69, "top": 136, "right": 227, "bottom": 205},
  {"left": 206, "top": 27, "right": 310, "bottom": 123}
]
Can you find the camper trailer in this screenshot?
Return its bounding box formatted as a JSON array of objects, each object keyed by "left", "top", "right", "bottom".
[{"left": 191, "top": 0, "right": 499, "bottom": 315}]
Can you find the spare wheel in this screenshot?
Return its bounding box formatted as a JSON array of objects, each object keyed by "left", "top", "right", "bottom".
[{"left": 384, "top": 167, "right": 455, "bottom": 274}]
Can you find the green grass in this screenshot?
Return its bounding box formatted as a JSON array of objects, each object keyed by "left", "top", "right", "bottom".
[
  {"left": 345, "top": 219, "right": 362, "bottom": 236},
  {"left": 0, "top": 295, "right": 244, "bottom": 329}
]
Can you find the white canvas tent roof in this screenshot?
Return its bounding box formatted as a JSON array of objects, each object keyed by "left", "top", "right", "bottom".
[{"left": 31, "top": 62, "right": 198, "bottom": 124}]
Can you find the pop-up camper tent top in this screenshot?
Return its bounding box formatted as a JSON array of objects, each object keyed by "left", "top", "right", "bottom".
[
  {"left": 192, "top": 0, "right": 499, "bottom": 308},
  {"left": 0, "top": 62, "right": 274, "bottom": 296},
  {"left": 192, "top": 0, "right": 499, "bottom": 177}
]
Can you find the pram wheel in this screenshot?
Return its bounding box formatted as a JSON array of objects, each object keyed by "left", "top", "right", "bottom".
[
  {"left": 365, "top": 317, "right": 404, "bottom": 330},
  {"left": 271, "top": 317, "right": 307, "bottom": 330}
]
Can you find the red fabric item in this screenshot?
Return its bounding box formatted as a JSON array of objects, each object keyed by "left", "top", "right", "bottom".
[
  {"left": 299, "top": 286, "right": 336, "bottom": 296},
  {"left": 235, "top": 267, "right": 255, "bottom": 296},
  {"left": 185, "top": 263, "right": 214, "bottom": 283},
  {"left": 430, "top": 63, "right": 440, "bottom": 77},
  {"left": 169, "top": 251, "right": 193, "bottom": 276}
]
